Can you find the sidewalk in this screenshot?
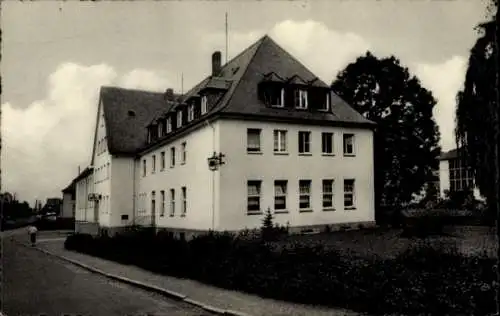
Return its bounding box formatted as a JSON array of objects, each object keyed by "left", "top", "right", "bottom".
[{"left": 34, "top": 238, "right": 359, "bottom": 316}]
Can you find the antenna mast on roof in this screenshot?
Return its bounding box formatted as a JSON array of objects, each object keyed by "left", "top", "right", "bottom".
[
  {"left": 225, "top": 12, "right": 229, "bottom": 63},
  {"left": 181, "top": 73, "right": 184, "bottom": 94}
]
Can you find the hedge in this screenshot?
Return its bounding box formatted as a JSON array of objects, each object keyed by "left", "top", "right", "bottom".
[{"left": 64, "top": 230, "right": 496, "bottom": 315}]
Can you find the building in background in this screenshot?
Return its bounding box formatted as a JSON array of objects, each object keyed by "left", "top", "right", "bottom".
[
  {"left": 61, "top": 181, "right": 76, "bottom": 219},
  {"left": 438, "top": 148, "right": 484, "bottom": 200},
  {"left": 72, "top": 35, "right": 377, "bottom": 238}
]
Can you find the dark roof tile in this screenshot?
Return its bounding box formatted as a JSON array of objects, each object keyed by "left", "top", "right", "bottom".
[{"left": 100, "top": 87, "right": 170, "bottom": 155}]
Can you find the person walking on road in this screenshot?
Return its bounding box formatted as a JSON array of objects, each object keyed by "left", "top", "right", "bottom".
[{"left": 27, "top": 225, "right": 38, "bottom": 246}]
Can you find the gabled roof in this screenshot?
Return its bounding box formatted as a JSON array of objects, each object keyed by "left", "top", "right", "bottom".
[
  {"left": 202, "top": 77, "right": 233, "bottom": 90},
  {"left": 102, "top": 35, "right": 375, "bottom": 156},
  {"left": 287, "top": 74, "right": 308, "bottom": 85},
  {"left": 99, "top": 87, "right": 173, "bottom": 155},
  {"left": 262, "top": 72, "right": 286, "bottom": 82},
  {"left": 74, "top": 167, "right": 94, "bottom": 182},
  {"left": 215, "top": 35, "right": 374, "bottom": 126},
  {"left": 62, "top": 180, "right": 76, "bottom": 194}
]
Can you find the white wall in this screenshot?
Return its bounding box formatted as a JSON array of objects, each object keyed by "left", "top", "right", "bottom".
[
  {"left": 61, "top": 192, "right": 75, "bottom": 218},
  {"left": 439, "top": 160, "right": 450, "bottom": 198},
  {"left": 75, "top": 174, "right": 94, "bottom": 222},
  {"left": 217, "top": 119, "right": 375, "bottom": 231},
  {"left": 92, "top": 101, "right": 112, "bottom": 226},
  {"left": 109, "top": 157, "right": 135, "bottom": 227},
  {"left": 136, "top": 123, "right": 218, "bottom": 230}
]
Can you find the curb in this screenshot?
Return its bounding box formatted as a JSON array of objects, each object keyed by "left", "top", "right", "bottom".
[{"left": 18, "top": 242, "right": 253, "bottom": 316}]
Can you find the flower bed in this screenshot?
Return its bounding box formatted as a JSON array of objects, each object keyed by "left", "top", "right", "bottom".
[{"left": 65, "top": 229, "right": 496, "bottom": 315}]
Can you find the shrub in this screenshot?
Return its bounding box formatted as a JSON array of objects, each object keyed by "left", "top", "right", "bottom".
[
  {"left": 65, "top": 228, "right": 496, "bottom": 316},
  {"left": 260, "top": 208, "right": 288, "bottom": 241}
]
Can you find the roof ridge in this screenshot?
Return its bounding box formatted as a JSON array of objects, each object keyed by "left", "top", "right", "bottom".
[
  {"left": 100, "top": 85, "right": 165, "bottom": 95},
  {"left": 264, "top": 35, "right": 329, "bottom": 87},
  {"left": 215, "top": 36, "right": 268, "bottom": 113}
]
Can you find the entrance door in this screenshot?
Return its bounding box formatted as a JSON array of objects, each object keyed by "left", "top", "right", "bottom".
[
  {"left": 94, "top": 200, "right": 99, "bottom": 223},
  {"left": 151, "top": 191, "right": 156, "bottom": 227}
]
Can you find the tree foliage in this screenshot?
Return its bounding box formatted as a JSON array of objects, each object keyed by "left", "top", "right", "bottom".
[
  {"left": 455, "top": 2, "right": 498, "bottom": 219},
  {"left": 331, "top": 53, "right": 441, "bottom": 219}
]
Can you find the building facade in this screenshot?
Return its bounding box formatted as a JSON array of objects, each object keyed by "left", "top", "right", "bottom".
[
  {"left": 72, "top": 35, "right": 377, "bottom": 237},
  {"left": 438, "top": 148, "right": 483, "bottom": 200},
  {"left": 61, "top": 181, "right": 76, "bottom": 219}
]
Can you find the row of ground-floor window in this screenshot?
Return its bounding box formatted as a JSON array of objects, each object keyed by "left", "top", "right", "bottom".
[
  {"left": 248, "top": 179, "right": 355, "bottom": 214},
  {"left": 137, "top": 187, "right": 187, "bottom": 218},
  {"left": 136, "top": 178, "right": 356, "bottom": 218}
]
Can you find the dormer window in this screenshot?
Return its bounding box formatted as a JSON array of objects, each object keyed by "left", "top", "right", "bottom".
[
  {"left": 187, "top": 104, "right": 194, "bottom": 122},
  {"left": 158, "top": 122, "right": 163, "bottom": 137},
  {"left": 295, "top": 89, "right": 308, "bottom": 109},
  {"left": 201, "top": 96, "right": 208, "bottom": 115},
  {"left": 177, "top": 110, "right": 183, "bottom": 128},
  {"left": 321, "top": 93, "right": 330, "bottom": 111},
  {"left": 166, "top": 117, "right": 172, "bottom": 133},
  {"left": 264, "top": 88, "right": 284, "bottom": 108}
]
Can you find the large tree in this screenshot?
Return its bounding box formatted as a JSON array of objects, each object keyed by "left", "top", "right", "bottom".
[
  {"left": 455, "top": 1, "right": 499, "bottom": 223},
  {"left": 331, "top": 53, "right": 441, "bottom": 221}
]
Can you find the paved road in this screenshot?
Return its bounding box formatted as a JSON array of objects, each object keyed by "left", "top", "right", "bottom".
[{"left": 2, "top": 233, "right": 215, "bottom": 316}]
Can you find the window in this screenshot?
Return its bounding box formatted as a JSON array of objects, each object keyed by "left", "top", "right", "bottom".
[
  {"left": 201, "top": 96, "right": 208, "bottom": 114},
  {"left": 343, "top": 134, "right": 355, "bottom": 155},
  {"left": 170, "top": 147, "right": 175, "bottom": 167},
  {"left": 344, "top": 179, "right": 355, "bottom": 209},
  {"left": 170, "top": 189, "right": 175, "bottom": 216},
  {"left": 273, "top": 130, "right": 287, "bottom": 153},
  {"left": 142, "top": 159, "right": 147, "bottom": 177},
  {"left": 181, "top": 187, "right": 187, "bottom": 215},
  {"left": 295, "top": 89, "right": 308, "bottom": 109},
  {"left": 187, "top": 104, "right": 195, "bottom": 122},
  {"left": 151, "top": 191, "right": 156, "bottom": 215},
  {"left": 322, "top": 132, "right": 334, "bottom": 154},
  {"left": 321, "top": 93, "right": 330, "bottom": 111},
  {"left": 161, "top": 151, "right": 166, "bottom": 170},
  {"left": 160, "top": 190, "right": 165, "bottom": 217},
  {"left": 265, "top": 88, "right": 285, "bottom": 107},
  {"left": 298, "top": 131, "right": 311, "bottom": 154},
  {"left": 274, "top": 180, "right": 287, "bottom": 211},
  {"left": 181, "top": 142, "right": 187, "bottom": 164},
  {"left": 247, "top": 129, "right": 261, "bottom": 152},
  {"left": 158, "top": 123, "right": 163, "bottom": 137},
  {"left": 449, "top": 158, "right": 474, "bottom": 192},
  {"left": 299, "top": 180, "right": 311, "bottom": 210},
  {"left": 322, "top": 179, "right": 334, "bottom": 209},
  {"left": 247, "top": 181, "right": 261, "bottom": 213},
  {"left": 177, "top": 111, "right": 182, "bottom": 128},
  {"left": 152, "top": 155, "right": 156, "bottom": 173},
  {"left": 166, "top": 117, "right": 172, "bottom": 133}
]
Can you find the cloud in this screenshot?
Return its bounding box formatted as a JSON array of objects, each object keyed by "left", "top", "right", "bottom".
[
  {"left": 269, "top": 20, "right": 372, "bottom": 83},
  {"left": 2, "top": 20, "right": 464, "bottom": 204},
  {"left": 413, "top": 56, "right": 467, "bottom": 151},
  {"left": 1, "top": 63, "right": 169, "bottom": 205},
  {"left": 119, "top": 69, "right": 171, "bottom": 91}
]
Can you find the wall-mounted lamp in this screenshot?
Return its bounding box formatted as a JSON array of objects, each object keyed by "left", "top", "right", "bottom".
[{"left": 207, "top": 152, "right": 226, "bottom": 171}]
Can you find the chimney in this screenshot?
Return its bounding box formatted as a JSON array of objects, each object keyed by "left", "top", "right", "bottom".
[
  {"left": 164, "top": 88, "right": 174, "bottom": 101},
  {"left": 212, "top": 51, "right": 222, "bottom": 76},
  {"left": 78, "top": 166, "right": 80, "bottom": 175}
]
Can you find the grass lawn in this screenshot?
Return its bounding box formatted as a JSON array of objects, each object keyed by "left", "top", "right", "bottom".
[{"left": 274, "top": 225, "right": 497, "bottom": 259}]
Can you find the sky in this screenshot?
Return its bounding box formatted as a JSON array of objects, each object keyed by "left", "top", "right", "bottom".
[{"left": 1, "top": 1, "right": 491, "bottom": 205}]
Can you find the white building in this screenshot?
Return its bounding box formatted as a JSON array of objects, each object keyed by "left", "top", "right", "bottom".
[
  {"left": 438, "top": 148, "right": 483, "bottom": 200},
  {"left": 73, "top": 35, "right": 377, "bottom": 237},
  {"left": 61, "top": 181, "right": 76, "bottom": 219}
]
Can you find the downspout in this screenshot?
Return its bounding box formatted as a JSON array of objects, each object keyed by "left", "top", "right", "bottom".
[
  {"left": 132, "top": 158, "right": 136, "bottom": 226},
  {"left": 204, "top": 119, "right": 216, "bottom": 231}
]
